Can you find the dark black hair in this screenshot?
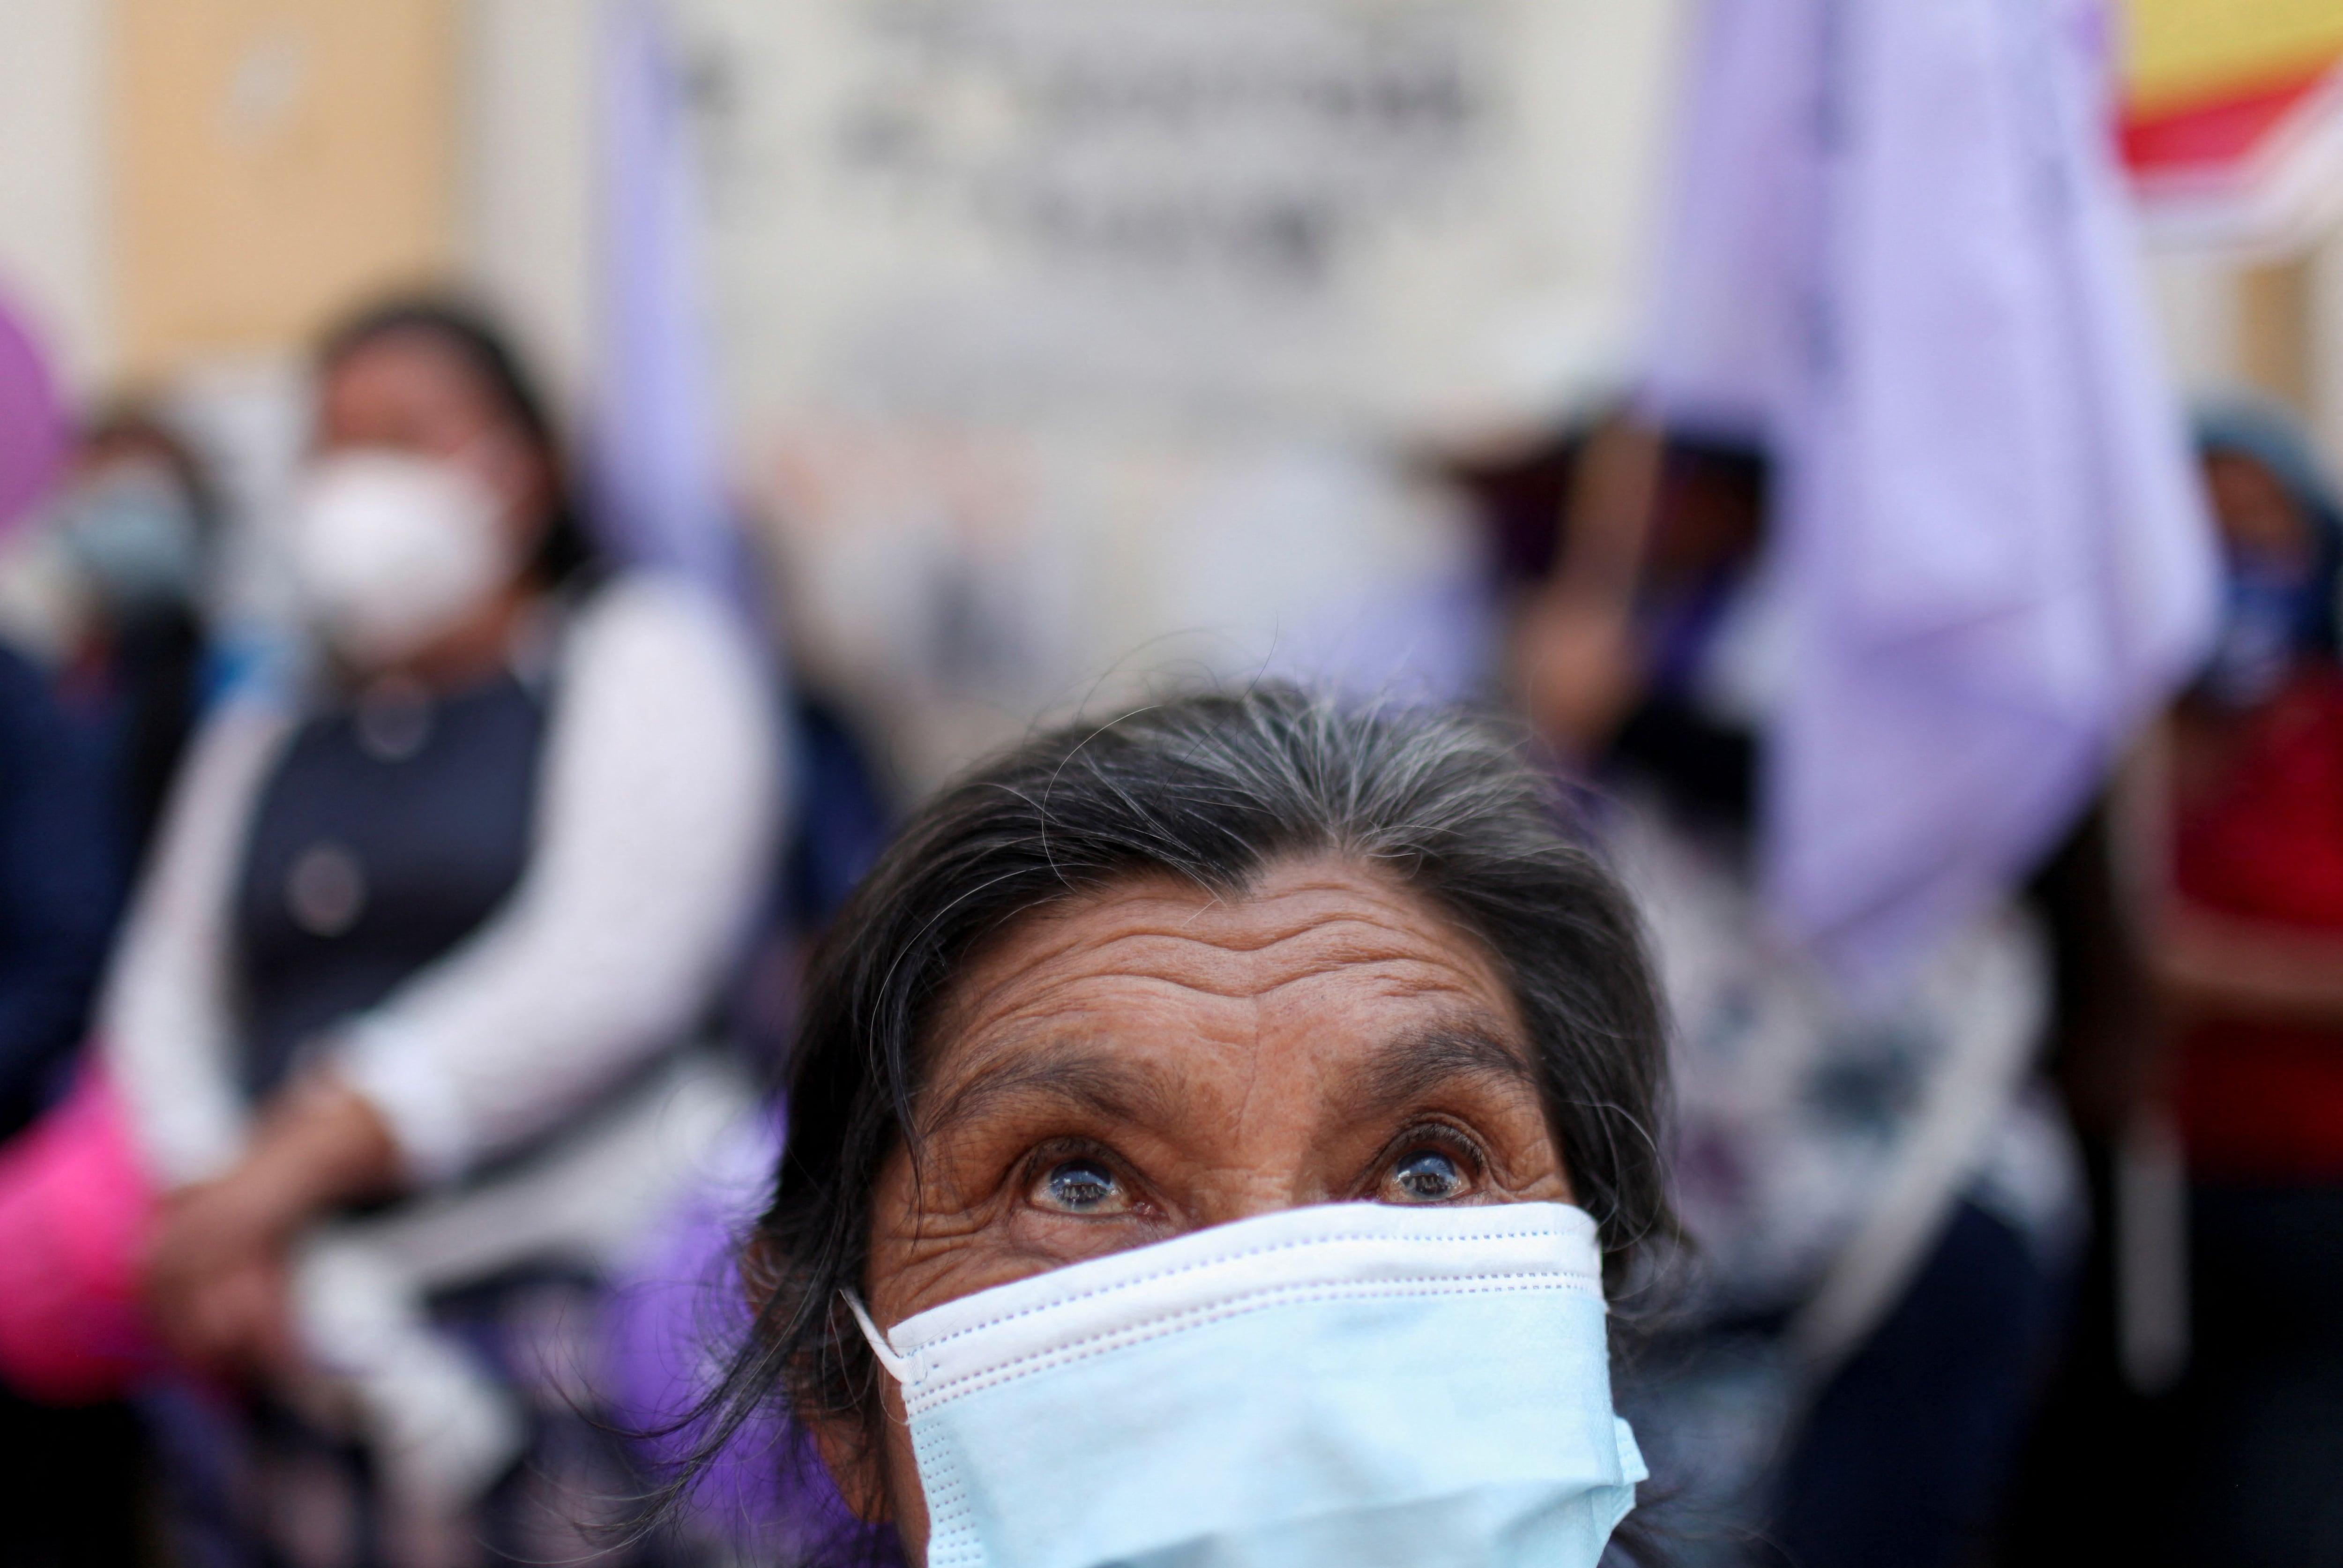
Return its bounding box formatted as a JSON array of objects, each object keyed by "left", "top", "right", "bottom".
[
  {"left": 683, "top": 684, "right": 1673, "bottom": 1559},
  {"left": 316, "top": 297, "right": 601, "bottom": 588}
]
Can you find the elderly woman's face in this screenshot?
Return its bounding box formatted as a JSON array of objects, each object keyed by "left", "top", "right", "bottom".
[{"left": 847, "top": 855, "right": 1568, "bottom": 1544}]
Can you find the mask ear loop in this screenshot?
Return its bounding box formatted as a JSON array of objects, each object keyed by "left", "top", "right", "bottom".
[{"left": 842, "top": 1292, "right": 916, "bottom": 1385}]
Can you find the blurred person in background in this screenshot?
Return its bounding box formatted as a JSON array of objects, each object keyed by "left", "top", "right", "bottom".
[
  {"left": 49, "top": 411, "right": 223, "bottom": 880},
  {"left": 2125, "top": 400, "right": 2343, "bottom": 1567},
  {"left": 0, "top": 298, "right": 780, "bottom": 1567},
  {"left": 0, "top": 407, "right": 223, "bottom": 1140},
  {"left": 0, "top": 633, "right": 116, "bottom": 1147},
  {"left": 9, "top": 409, "right": 224, "bottom": 1568},
  {"left": 1461, "top": 420, "right": 2078, "bottom": 1568},
  {"left": 0, "top": 307, "right": 158, "bottom": 1568},
  {"left": 0, "top": 650, "right": 132, "bottom": 1565}
]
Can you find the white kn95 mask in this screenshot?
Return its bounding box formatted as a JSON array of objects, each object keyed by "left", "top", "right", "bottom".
[{"left": 288, "top": 449, "right": 513, "bottom": 669}]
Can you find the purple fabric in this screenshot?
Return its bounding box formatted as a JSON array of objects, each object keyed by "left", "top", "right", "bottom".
[
  {"left": 0, "top": 291, "right": 66, "bottom": 539},
  {"left": 1642, "top": 0, "right": 2217, "bottom": 988},
  {"left": 588, "top": 0, "right": 747, "bottom": 605},
  {"left": 602, "top": 1119, "right": 873, "bottom": 1556},
  {"left": 587, "top": 0, "right": 797, "bottom": 872}
]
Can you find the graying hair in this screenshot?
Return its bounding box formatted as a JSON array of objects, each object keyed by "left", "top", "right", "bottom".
[{"left": 688, "top": 684, "right": 1672, "bottom": 1560}]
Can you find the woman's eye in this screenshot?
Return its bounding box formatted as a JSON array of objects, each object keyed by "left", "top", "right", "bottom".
[
  {"left": 1037, "top": 1158, "right": 1127, "bottom": 1214},
  {"left": 1388, "top": 1148, "right": 1468, "bottom": 1204}
]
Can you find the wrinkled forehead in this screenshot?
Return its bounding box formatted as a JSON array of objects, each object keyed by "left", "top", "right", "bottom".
[{"left": 909, "top": 856, "right": 1535, "bottom": 1128}]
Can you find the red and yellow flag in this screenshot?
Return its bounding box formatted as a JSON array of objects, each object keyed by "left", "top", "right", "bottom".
[{"left": 2119, "top": 0, "right": 2343, "bottom": 248}]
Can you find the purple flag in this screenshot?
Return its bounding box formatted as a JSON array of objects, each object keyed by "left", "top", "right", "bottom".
[
  {"left": 1644, "top": 0, "right": 2217, "bottom": 986},
  {"left": 0, "top": 290, "right": 65, "bottom": 540},
  {"left": 589, "top": 0, "right": 746, "bottom": 603}
]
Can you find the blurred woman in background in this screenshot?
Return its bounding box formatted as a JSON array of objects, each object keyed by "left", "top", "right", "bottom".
[
  {"left": 0, "top": 299, "right": 780, "bottom": 1566},
  {"left": 50, "top": 411, "right": 222, "bottom": 875},
  {"left": 2132, "top": 402, "right": 2343, "bottom": 1567},
  {"left": 0, "top": 307, "right": 157, "bottom": 1568},
  {"left": 0, "top": 407, "right": 220, "bottom": 1141},
  {"left": 17, "top": 410, "right": 225, "bottom": 1568}
]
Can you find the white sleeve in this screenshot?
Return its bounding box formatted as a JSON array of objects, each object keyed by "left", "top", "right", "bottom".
[
  {"left": 100, "top": 701, "right": 291, "bottom": 1186},
  {"left": 334, "top": 576, "right": 784, "bottom": 1182}
]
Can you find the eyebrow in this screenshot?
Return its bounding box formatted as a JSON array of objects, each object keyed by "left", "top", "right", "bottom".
[
  {"left": 1332, "top": 1021, "right": 1541, "bottom": 1127},
  {"left": 916, "top": 1037, "right": 1181, "bottom": 1145}
]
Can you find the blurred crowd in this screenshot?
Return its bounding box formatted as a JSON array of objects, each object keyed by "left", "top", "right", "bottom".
[
  {"left": 0, "top": 275, "right": 2335, "bottom": 1568},
  {"left": 1, "top": 0, "right": 2337, "bottom": 1560},
  {"left": 1457, "top": 405, "right": 2343, "bottom": 1567},
  {"left": 0, "top": 297, "right": 889, "bottom": 1568}
]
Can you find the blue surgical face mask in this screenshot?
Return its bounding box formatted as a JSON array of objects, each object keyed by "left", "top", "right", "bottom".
[
  {"left": 57, "top": 462, "right": 202, "bottom": 610},
  {"left": 848, "top": 1200, "right": 1643, "bottom": 1568},
  {"left": 2203, "top": 548, "right": 2316, "bottom": 709}
]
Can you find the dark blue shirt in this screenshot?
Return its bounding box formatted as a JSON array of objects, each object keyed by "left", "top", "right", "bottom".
[{"left": 0, "top": 642, "right": 121, "bottom": 1135}]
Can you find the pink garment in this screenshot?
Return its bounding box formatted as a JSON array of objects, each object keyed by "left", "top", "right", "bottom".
[{"left": 0, "top": 1067, "right": 163, "bottom": 1404}]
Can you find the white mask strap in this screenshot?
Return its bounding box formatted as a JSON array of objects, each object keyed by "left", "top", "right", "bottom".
[{"left": 843, "top": 1291, "right": 914, "bottom": 1384}]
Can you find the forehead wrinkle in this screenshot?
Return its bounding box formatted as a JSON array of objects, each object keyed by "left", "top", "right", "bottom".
[
  {"left": 1138, "top": 902, "right": 1453, "bottom": 957},
  {"left": 943, "top": 912, "right": 1495, "bottom": 1037},
  {"left": 957, "top": 953, "right": 1499, "bottom": 1038},
  {"left": 1044, "top": 908, "right": 1491, "bottom": 983}
]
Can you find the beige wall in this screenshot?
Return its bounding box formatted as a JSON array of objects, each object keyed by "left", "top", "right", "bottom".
[
  {"left": 2145, "top": 229, "right": 2343, "bottom": 467},
  {"left": 116, "top": 0, "right": 460, "bottom": 379},
  {"left": 0, "top": 0, "right": 470, "bottom": 392},
  {"left": 2313, "top": 239, "right": 2343, "bottom": 464}
]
